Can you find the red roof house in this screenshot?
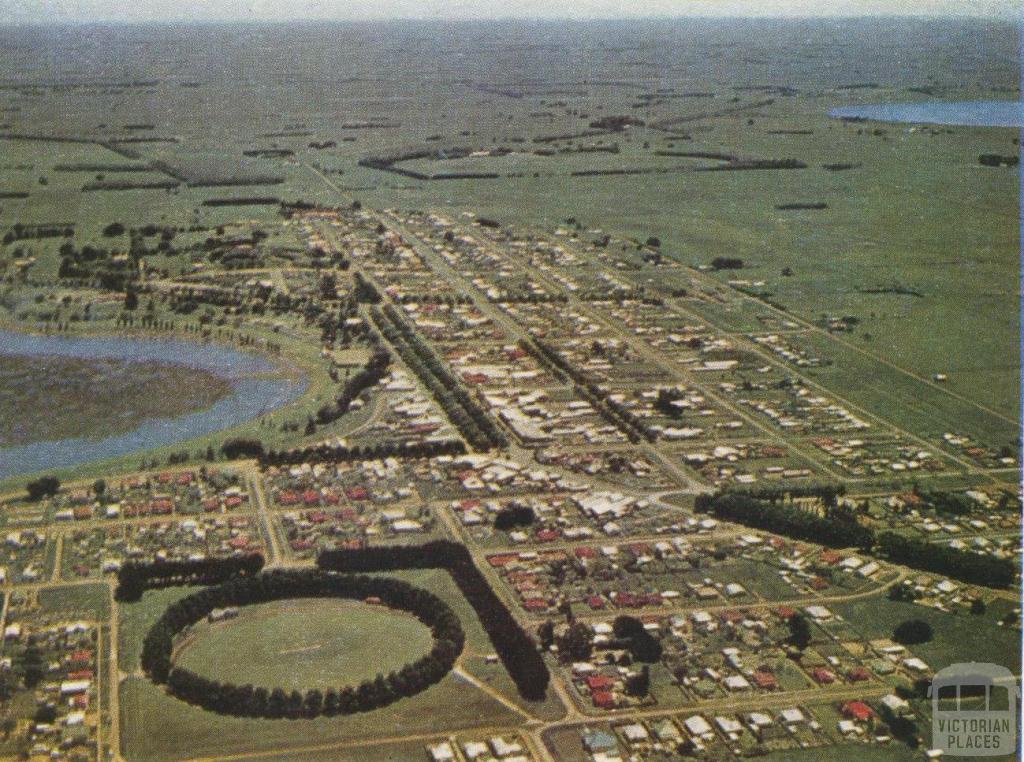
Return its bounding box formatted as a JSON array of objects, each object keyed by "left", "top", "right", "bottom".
[
  {"left": 812, "top": 668, "right": 836, "bottom": 684},
  {"left": 842, "top": 701, "right": 876, "bottom": 722}
]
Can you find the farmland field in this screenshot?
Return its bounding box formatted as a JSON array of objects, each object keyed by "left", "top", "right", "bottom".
[{"left": 0, "top": 20, "right": 1018, "bottom": 479}]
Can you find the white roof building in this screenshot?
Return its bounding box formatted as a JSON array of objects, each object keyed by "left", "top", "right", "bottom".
[
  {"left": 684, "top": 715, "right": 713, "bottom": 737},
  {"left": 620, "top": 723, "right": 649, "bottom": 742},
  {"left": 780, "top": 708, "right": 805, "bottom": 724}
]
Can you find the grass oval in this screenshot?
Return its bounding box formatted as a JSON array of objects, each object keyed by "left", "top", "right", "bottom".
[{"left": 172, "top": 598, "right": 435, "bottom": 691}]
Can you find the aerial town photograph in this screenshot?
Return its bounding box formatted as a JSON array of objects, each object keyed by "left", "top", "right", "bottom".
[{"left": 0, "top": 0, "right": 1019, "bottom": 760}]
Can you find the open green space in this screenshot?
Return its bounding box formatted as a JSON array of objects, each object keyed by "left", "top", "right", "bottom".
[
  {"left": 173, "top": 597, "right": 435, "bottom": 691},
  {"left": 118, "top": 569, "right": 551, "bottom": 761},
  {"left": 833, "top": 595, "right": 1021, "bottom": 674},
  {"left": 37, "top": 583, "right": 111, "bottom": 618},
  {"left": 250, "top": 739, "right": 448, "bottom": 761},
  {"left": 760, "top": 743, "right": 1001, "bottom": 762}
]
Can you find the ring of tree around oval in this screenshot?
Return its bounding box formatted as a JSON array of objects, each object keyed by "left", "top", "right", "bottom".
[{"left": 141, "top": 569, "right": 466, "bottom": 718}]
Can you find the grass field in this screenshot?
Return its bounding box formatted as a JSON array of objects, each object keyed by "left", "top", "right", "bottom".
[
  {"left": 118, "top": 568, "right": 554, "bottom": 761},
  {"left": 760, "top": 740, "right": 921, "bottom": 761},
  {"left": 37, "top": 583, "right": 111, "bottom": 618},
  {"left": 173, "top": 598, "right": 435, "bottom": 691},
  {"left": 248, "top": 739, "right": 454, "bottom": 761},
  {"left": 833, "top": 596, "right": 1022, "bottom": 674}
]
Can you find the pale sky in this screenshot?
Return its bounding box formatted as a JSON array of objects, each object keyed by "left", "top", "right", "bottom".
[{"left": 3, "top": 0, "right": 1021, "bottom": 23}]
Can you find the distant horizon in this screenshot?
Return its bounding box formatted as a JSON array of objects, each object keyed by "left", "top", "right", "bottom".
[{"left": 2, "top": 0, "right": 1019, "bottom": 25}]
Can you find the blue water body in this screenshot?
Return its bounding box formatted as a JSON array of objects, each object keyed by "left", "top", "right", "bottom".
[
  {"left": 0, "top": 329, "right": 307, "bottom": 478},
  {"left": 829, "top": 101, "right": 1023, "bottom": 128}
]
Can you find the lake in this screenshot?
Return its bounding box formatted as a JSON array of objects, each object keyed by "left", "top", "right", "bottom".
[
  {"left": 0, "top": 329, "right": 307, "bottom": 478},
  {"left": 829, "top": 101, "right": 1023, "bottom": 128}
]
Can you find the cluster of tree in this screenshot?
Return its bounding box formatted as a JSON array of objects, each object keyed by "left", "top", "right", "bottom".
[
  {"left": 221, "top": 438, "right": 266, "bottom": 460},
  {"left": 314, "top": 346, "right": 391, "bottom": 427},
  {"left": 519, "top": 338, "right": 652, "bottom": 443},
  {"left": 695, "top": 492, "right": 872, "bottom": 550},
  {"left": 611, "top": 616, "right": 663, "bottom": 663},
  {"left": 700, "top": 492, "right": 1017, "bottom": 589},
  {"left": 354, "top": 272, "right": 381, "bottom": 304},
  {"left": 373, "top": 305, "right": 507, "bottom": 451},
  {"left": 53, "top": 163, "right": 152, "bottom": 173},
  {"left": 625, "top": 665, "right": 651, "bottom": 697},
  {"left": 393, "top": 293, "right": 474, "bottom": 306},
  {"left": 208, "top": 249, "right": 258, "bottom": 272},
  {"left": 600, "top": 392, "right": 655, "bottom": 443},
  {"left": 978, "top": 154, "right": 1019, "bottom": 167},
  {"left": 3, "top": 223, "right": 73, "bottom": 244},
  {"left": 717, "top": 483, "right": 846, "bottom": 507},
  {"left": 787, "top": 612, "right": 812, "bottom": 650},
  {"left": 201, "top": 196, "right": 281, "bottom": 207},
  {"left": 918, "top": 490, "right": 976, "bottom": 516},
  {"left": 116, "top": 314, "right": 178, "bottom": 331},
  {"left": 493, "top": 504, "right": 536, "bottom": 531},
  {"left": 654, "top": 388, "right": 686, "bottom": 418},
  {"left": 144, "top": 570, "right": 463, "bottom": 717},
  {"left": 570, "top": 166, "right": 665, "bottom": 178},
  {"left": 498, "top": 292, "right": 570, "bottom": 305},
  {"left": 710, "top": 257, "right": 744, "bottom": 270},
  {"left": 317, "top": 272, "right": 339, "bottom": 301},
  {"left": 25, "top": 476, "right": 60, "bottom": 501},
  {"left": 878, "top": 703, "right": 920, "bottom": 748},
  {"left": 83, "top": 180, "right": 178, "bottom": 192},
  {"left": 278, "top": 200, "right": 318, "bottom": 217},
  {"left": 552, "top": 621, "right": 591, "bottom": 660},
  {"left": 57, "top": 240, "right": 139, "bottom": 291},
  {"left": 317, "top": 540, "right": 550, "bottom": 701},
  {"left": 243, "top": 149, "right": 294, "bottom": 158},
  {"left": 888, "top": 584, "right": 921, "bottom": 603},
  {"left": 166, "top": 286, "right": 310, "bottom": 323},
  {"left": 775, "top": 202, "right": 828, "bottom": 210},
  {"left": 260, "top": 437, "right": 466, "bottom": 467},
  {"left": 699, "top": 159, "right": 807, "bottom": 171},
  {"left": 892, "top": 619, "right": 933, "bottom": 645},
  {"left": 876, "top": 531, "right": 1015, "bottom": 589},
  {"left": 167, "top": 285, "right": 246, "bottom": 313},
  {"left": 577, "top": 289, "right": 662, "bottom": 306},
  {"left": 21, "top": 643, "right": 46, "bottom": 689},
  {"left": 732, "top": 284, "right": 789, "bottom": 313},
  {"left": 654, "top": 150, "right": 737, "bottom": 161},
  {"left": 319, "top": 296, "right": 362, "bottom": 347},
  {"left": 116, "top": 553, "right": 264, "bottom": 601},
  {"left": 359, "top": 153, "right": 501, "bottom": 182}
]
